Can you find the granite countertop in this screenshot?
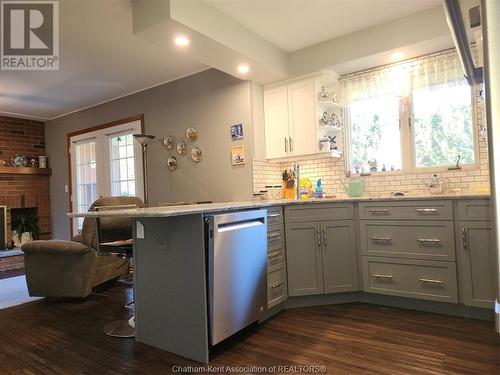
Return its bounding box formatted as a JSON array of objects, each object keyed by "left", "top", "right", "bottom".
[{"left": 67, "top": 193, "right": 490, "bottom": 218}]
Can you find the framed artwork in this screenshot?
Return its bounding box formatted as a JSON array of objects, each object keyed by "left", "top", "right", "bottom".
[
  {"left": 230, "top": 123, "right": 243, "bottom": 141},
  {"left": 231, "top": 145, "right": 245, "bottom": 166}
]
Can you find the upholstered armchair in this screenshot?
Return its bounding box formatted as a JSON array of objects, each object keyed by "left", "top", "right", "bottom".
[{"left": 22, "top": 196, "right": 145, "bottom": 298}]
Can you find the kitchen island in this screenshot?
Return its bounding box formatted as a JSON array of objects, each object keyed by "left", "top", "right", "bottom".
[{"left": 68, "top": 194, "right": 493, "bottom": 363}]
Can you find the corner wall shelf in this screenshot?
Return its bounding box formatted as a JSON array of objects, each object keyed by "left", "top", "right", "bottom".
[{"left": 0, "top": 166, "right": 52, "bottom": 176}]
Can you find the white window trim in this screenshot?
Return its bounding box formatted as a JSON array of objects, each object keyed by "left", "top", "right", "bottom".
[
  {"left": 69, "top": 120, "right": 144, "bottom": 236},
  {"left": 346, "top": 85, "right": 479, "bottom": 176}
]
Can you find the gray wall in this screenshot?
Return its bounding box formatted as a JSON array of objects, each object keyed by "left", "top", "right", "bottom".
[{"left": 46, "top": 69, "right": 255, "bottom": 239}]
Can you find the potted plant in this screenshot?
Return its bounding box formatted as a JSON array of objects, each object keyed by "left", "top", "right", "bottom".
[{"left": 11, "top": 211, "right": 38, "bottom": 247}]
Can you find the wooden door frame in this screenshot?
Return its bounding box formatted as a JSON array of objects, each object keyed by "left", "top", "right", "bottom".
[{"left": 66, "top": 114, "right": 145, "bottom": 238}]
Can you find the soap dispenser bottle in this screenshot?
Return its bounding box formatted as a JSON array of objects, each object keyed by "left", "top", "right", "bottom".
[{"left": 314, "top": 178, "right": 324, "bottom": 198}]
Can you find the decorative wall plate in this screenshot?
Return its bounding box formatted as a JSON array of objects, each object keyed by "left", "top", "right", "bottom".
[
  {"left": 167, "top": 156, "right": 178, "bottom": 171},
  {"left": 11, "top": 154, "right": 28, "bottom": 167},
  {"left": 163, "top": 136, "right": 175, "bottom": 150},
  {"left": 186, "top": 127, "right": 198, "bottom": 142},
  {"left": 191, "top": 147, "right": 202, "bottom": 163},
  {"left": 176, "top": 141, "right": 187, "bottom": 156}
]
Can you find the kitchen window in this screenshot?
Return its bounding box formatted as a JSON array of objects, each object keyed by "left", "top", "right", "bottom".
[
  {"left": 343, "top": 50, "right": 477, "bottom": 174},
  {"left": 348, "top": 94, "right": 402, "bottom": 172},
  {"left": 411, "top": 81, "right": 474, "bottom": 169}
]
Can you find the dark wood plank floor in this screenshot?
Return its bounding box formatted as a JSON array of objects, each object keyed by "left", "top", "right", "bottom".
[
  {"left": 0, "top": 283, "right": 498, "bottom": 375},
  {"left": 0, "top": 268, "right": 24, "bottom": 280}
]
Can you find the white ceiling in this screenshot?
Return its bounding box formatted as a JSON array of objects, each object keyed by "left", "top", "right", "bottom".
[
  {"left": 0, "top": 0, "right": 207, "bottom": 120},
  {"left": 205, "top": 0, "right": 442, "bottom": 52},
  {"left": 0, "top": 0, "right": 449, "bottom": 120}
]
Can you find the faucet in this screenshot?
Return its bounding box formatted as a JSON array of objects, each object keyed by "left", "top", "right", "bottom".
[{"left": 294, "top": 161, "right": 300, "bottom": 199}]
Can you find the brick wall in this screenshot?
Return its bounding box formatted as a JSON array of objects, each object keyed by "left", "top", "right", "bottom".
[{"left": 0, "top": 116, "right": 51, "bottom": 245}]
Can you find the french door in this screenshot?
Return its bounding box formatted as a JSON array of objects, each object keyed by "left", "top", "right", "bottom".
[{"left": 70, "top": 120, "right": 144, "bottom": 235}]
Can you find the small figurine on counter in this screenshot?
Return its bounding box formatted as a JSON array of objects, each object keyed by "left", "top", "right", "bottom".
[
  {"left": 381, "top": 164, "right": 386, "bottom": 172},
  {"left": 390, "top": 165, "right": 395, "bottom": 171},
  {"left": 354, "top": 164, "right": 360, "bottom": 174},
  {"left": 368, "top": 158, "right": 377, "bottom": 172}
]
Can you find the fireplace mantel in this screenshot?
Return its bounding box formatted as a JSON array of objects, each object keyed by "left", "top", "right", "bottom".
[{"left": 0, "top": 166, "right": 52, "bottom": 176}]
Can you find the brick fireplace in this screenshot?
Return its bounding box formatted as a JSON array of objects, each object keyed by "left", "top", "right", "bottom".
[{"left": 0, "top": 115, "right": 51, "bottom": 270}]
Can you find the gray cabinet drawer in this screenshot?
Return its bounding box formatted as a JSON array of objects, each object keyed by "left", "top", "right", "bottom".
[
  {"left": 267, "top": 224, "right": 284, "bottom": 247},
  {"left": 360, "top": 220, "right": 455, "bottom": 261},
  {"left": 267, "top": 245, "right": 286, "bottom": 266},
  {"left": 285, "top": 203, "right": 354, "bottom": 223},
  {"left": 359, "top": 200, "right": 453, "bottom": 220},
  {"left": 267, "top": 262, "right": 287, "bottom": 308},
  {"left": 456, "top": 199, "right": 491, "bottom": 221},
  {"left": 267, "top": 206, "right": 284, "bottom": 227},
  {"left": 362, "top": 257, "right": 458, "bottom": 303}
]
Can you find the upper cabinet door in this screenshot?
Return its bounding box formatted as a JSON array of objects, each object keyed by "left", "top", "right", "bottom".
[
  {"left": 287, "top": 79, "right": 317, "bottom": 156},
  {"left": 264, "top": 86, "right": 290, "bottom": 159}
]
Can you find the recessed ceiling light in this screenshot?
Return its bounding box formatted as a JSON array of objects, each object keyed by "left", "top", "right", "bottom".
[
  {"left": 174, "top": 36, "right": 190, "bottom": 46},
  {"left": 238, "top": 65, "right": 250, "bottom": 74},
  {"left": 390, "top": 51, "right": 405, "bottom": 62}
]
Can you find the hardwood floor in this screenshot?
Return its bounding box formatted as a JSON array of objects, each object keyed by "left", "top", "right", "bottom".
[
  {"left": 0, "top": 268, "right": 24, "bottom": 280},
  {"left": 0, "top": 283, "right": 498, "bottom": 374}
]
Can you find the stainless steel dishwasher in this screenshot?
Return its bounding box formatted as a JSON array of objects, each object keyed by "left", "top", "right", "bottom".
[{"left": 206, "top": 209, "right": 267, "bottom": 345}]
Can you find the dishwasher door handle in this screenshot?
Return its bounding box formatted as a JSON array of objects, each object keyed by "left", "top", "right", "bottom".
[{"left": 217, "top": 218, "right": 265, "bottom": 232}]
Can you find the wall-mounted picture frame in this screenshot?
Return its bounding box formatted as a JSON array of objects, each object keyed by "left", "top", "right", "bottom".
[
  {"left": 230, "top": 123, "right": 243, "bottom": 141},
  {"left": 231, "top": 145, "right": 245, "bottom": 166}
]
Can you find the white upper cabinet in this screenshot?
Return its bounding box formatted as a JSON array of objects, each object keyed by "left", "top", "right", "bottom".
[
  {"left": 264, "top": 77, "right": 317, "bottom": 159},
  {"left": 263, "top": 75, "right": 342, "bottom": 160},
  {"left": 264, "top": 86, "right": 290, "bottom": 159},
  {"left": 287, "top": 79, "right": 317, "bottom": 157}
]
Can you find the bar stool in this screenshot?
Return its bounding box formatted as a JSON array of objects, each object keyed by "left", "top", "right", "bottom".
[{"left": 91, "top": 201, "right": 142, "bottom": 338}]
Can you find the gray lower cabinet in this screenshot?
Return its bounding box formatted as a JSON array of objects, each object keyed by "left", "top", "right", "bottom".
[
  {"left": 285, "top": 218, "right": 358, "bottom": 296},
  {"left": 457, "top": 221, "right": 496, "bottom": 308},
  {"left": 267, "top": 262, "right": 288, "bottom": 308},
  {"left": 322, "top": 220, "right": 359, "bottom": 293},
  {"left": 285, "top": 221, "right": 323, "bottom": 296},
  {"left": 362, "top": 257, "right": 458, "bottom": 303}
]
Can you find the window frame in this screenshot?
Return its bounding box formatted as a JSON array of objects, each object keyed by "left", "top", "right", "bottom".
[{"left": 346, "top": 83, "right": 479, "bottom": 175}]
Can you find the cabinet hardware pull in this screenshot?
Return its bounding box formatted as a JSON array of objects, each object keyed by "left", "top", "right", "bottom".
[
  {"left": 461, "top": 228, "right": 467, "bottom": 251},
  {"left": 267, "top": 233, "right": 280, "bottom": 238},
  {"left": 323, "top": 228, "right": 327, "bottom": 246},
  {"left": 370, "top": 236, "right": 392, "bottom": 242},
  {"left": 284, "top": 137, "right": 288, "bottom": 153},
  {"left": 373, "top": 274, "right": 393, "bottom": 279},
  {"left": 289, "top": 137, "right": 293, "bottom": 153},
  {"left": 271, "top": 282, "right": 284, "bottom": 289},
  {"left": 316, "top": 228, "right": 321, "bottom": 246},
  {"left": 417, "top": 238, "right": 441, "bottom": 243},
  {"left": 268, "top": 253, "right": 282, "bottom": 259},
  {"left": 369, "top": 209, "right": 389, "bottom": 214},
  {"left": 267, "top": 213, "right": 280, "bottom": 218},
  {"left": 419, "top": 278, "right": 443, "bottom": 284},
  {"left": 416, "top": 208, "right": 438, "bottom": 213}
]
